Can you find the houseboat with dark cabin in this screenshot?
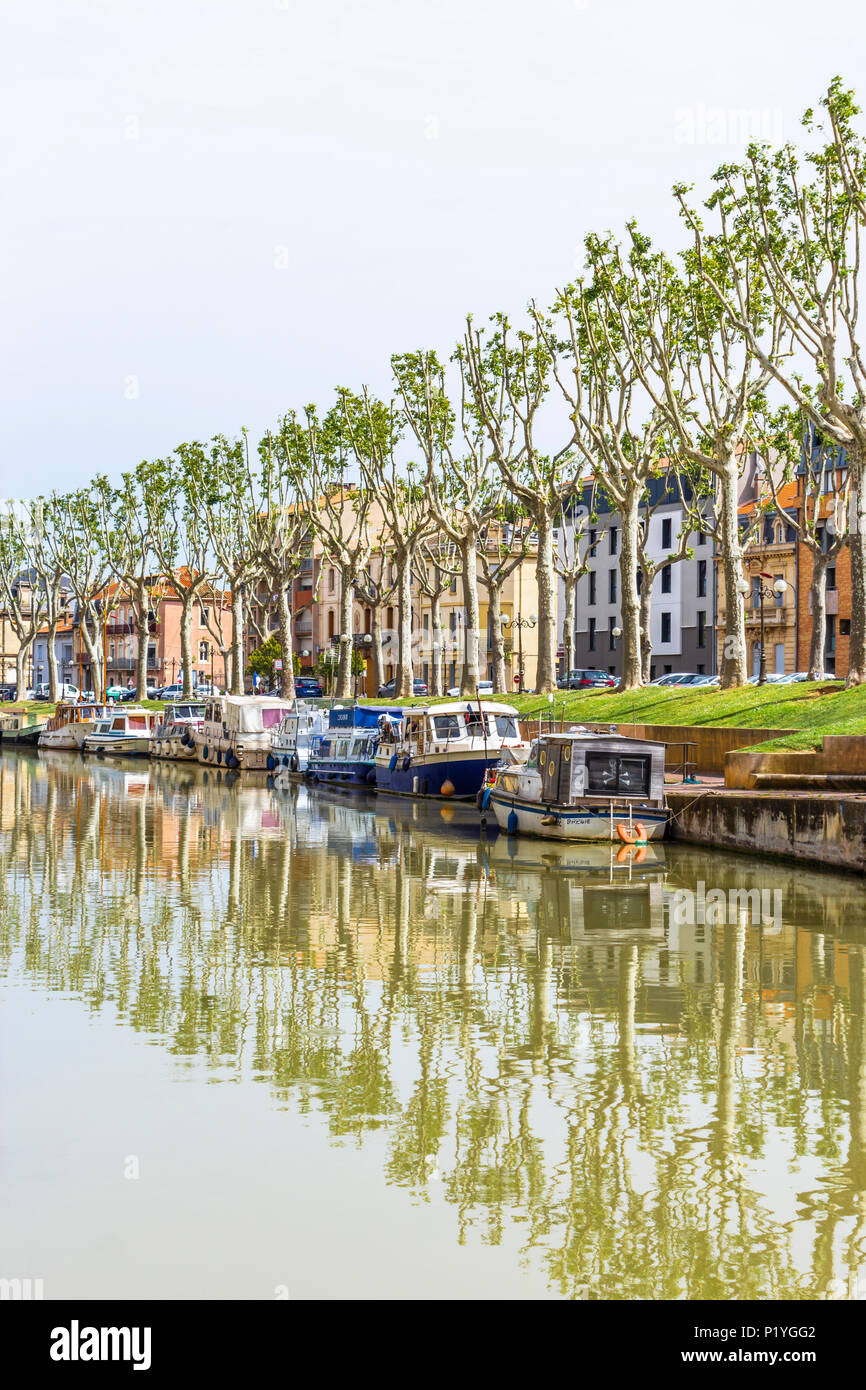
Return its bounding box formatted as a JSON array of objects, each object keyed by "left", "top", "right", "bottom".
[
  {"left": 307, "top": 705, "right": 400, "bottom": 788},
  {"left": 482, "top": 729, "right": 669, "bottom": 841}
]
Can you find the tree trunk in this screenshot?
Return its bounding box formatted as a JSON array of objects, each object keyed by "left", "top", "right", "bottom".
[
  {"left": 16, "top": 642, "right": 29, "bottom": 699},
  {"left": 487, "top": 582, "right": 508, "bottom": 694},
  {"left": 562, "top": 577, "right": 576, "bottom": 677},
  {"left": 619, "top": 487, "right": 643, "bottom": 690},
  {"left": 369, "top": 603, "right": 385, "bottom": 695},
  {"left": 46, "top": 618, "right": 60, "bottom": 701},
  {"left": 535, "top": 507, "right": 556, "bottom": 693},
  {"left": 275, "top": 579, "right": 296, "bottom": 700},
  {"left": 135, "top": 589, "right": 149, "bottom": 701},
  {"left": 639, "top": 569, "right": 653, "bottom": 684},
  {"left": 394, "top": 551, "right": 414, "bottom": 699},
  {"left": 179, "top": 598, "right": 194, "bottom": 696},
  {"left": 335, "top": 571, "right": 354, "bottom": 699},
  {"left": 80, "top": 608, "right": 103, "bottom": 700},
  {"left": 719, "top": 465, "right": 747, "bottom": 688},
  {"left": 808, "top": 550, "right": 829, "bottom": 680},
  {"left": 460, "top": 535, "right": 480, "bottom": 695},
  {"left": 847, "top": 443, "right": 866, "bottom": 686},
  {"left": 430, "top": 591, "right": 443, "bottom": 697},
  {"left": 230, "top": 584, "right": 244, "bottom": 694}
]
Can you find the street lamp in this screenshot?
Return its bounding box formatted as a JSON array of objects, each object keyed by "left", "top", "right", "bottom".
[
  {"left": 739, "top": 571, "right": 788, "bottom": 684},
  {"left": 501, "top": 611, "right": 537, "bottom": 692}
]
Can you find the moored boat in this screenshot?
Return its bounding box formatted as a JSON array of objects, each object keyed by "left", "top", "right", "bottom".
[
  {"left": 307, "top": 704, "right": 400, "bottom": 788},
  {"left": 0, "top": 709, "right": 51, "bottom": 745},
  {"left": 192, "top": 695, "right": 297, "bottom": 772},
  {"left": 374, "top": 701, "right": 527, "bottom": 799},
  {"left": 151, "top": 701, "right": 206, "bottom": 760},
  {"left": 39, "top": 700, "right": 114, "bottom": 752},
  {"left": 269, "top": 702, "right": 330, "bottom": 776},
  {"left": 483, "top": 729, "right": 669, "bottom": 841},
  {"left": 82, "top": 708, "right": 159, "bottom": 757}
]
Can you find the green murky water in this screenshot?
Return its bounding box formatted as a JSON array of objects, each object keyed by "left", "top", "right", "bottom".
[{"left": 1, "top": 749, "right": 865, "bottom": 1300}]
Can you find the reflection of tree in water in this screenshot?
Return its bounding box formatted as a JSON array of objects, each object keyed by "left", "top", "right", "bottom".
[{"left": 1, "top": 753, "right": 866, "bottom": 1297}]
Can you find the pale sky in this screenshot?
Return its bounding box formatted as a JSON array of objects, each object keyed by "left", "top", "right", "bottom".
[{"left": 2, "top": 0, "right": 864, "bottom": 494}]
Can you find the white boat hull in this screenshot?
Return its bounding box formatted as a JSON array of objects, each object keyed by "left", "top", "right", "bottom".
[{"left": 487, "top": 792, "right": 669, "bottom": 842}]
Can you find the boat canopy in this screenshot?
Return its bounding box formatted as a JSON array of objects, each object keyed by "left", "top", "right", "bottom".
[
  {"left": 328, "top": 705, "right": 402, "bottom": 730},
  {"left": 217, "top": 696, "right": 296, "bottom": 733},
  {"left": 424, "top": 701, "right": 520, "bottom": 718}
]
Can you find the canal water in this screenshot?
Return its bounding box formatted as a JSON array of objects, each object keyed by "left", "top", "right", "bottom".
[{"left": 1, "top": 749, "right": 865, "bottom": 1300}]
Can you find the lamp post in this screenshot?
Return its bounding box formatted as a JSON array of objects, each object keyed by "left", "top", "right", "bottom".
[
  {"left": 737, "top": 571, "right": 788, "bottom": 684},
  {"left": 501, "top": 611, "right": 537, "bottom": 692}
]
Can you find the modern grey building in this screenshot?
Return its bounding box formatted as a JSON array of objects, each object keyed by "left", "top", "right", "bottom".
[{"left": 555, "top": 478, "right": 717, "bottom": 680}]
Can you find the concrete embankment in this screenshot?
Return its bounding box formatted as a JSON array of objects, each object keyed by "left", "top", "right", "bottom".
[{"left": 666, "top": 787, "right": 866, "bottom": 874}]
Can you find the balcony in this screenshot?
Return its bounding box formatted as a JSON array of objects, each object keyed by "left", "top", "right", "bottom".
[{"left": 106, "top": 656, "right": 137, "bottom": 672}]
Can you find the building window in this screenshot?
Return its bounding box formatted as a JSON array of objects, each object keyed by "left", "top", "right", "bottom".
[
  {"left": 588, "top": 572, "right": 596, "bottom": 606},
  {"left": 636, "top": 569, "right": 643, "bottom": 594},
  {"left": 661, "top": 517, "right": 672, "bottom": 549},
  {"left": 661, "top": 565, "right": 671, "bottom": 594},
  {"left": 199, "top": 606, "right": 210, "bottom": 627},
  {"left": 609, "top": 569, "right": 617, "bottom": 603},
  {"left": 827, "top": 565, "right": 837, "bottom": 591},
  {"left": 661, "top": 612, "right": 671, "bottom": 643},
  {"left": 697, "top": 559, "right": 707, "bottom": 598},
  {"left": 774, "top": 574, "right": 784, "bottom": 606},
  {"left": 199, "top": 640, "right": 210, "bottom": 662},
  {"left": 589, "top": 529, "right": 597, "bottom": 558},
  {"left": 827, "top": 614, "right": 836, "bottom": 654},
  {"left": 588, "top": 617, "right": 596, "bottom": 651},
  {"left": 697, "top": 530, "right": 706, "bottom": 546},
  {"left": 328, "top": 568, "right": 335, "bottom": 593},
  {"left": 608, "top": 617, "right": 617, "bottom": 650},
  {"left": 697, "top": 611, "right": 706, "bottom": 648},
  {"left": 609, "top": 527, "right": 618, "bottom": 556}
]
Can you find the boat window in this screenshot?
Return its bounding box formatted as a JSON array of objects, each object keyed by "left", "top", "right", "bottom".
[
  {"left": 433, "top": 715, "right": 461, "bottom": 739},
  {"left": 261, "top": 707, "right": 284, "bottom": 729},
  {"left": 128, "top": 716, "right": 147, "bottom": 730},
  {"left": 494, "top": 714, "right": 519, "bottom": 739},
  {"left": 525, "top": 741, "right": 539, "bottom": 770},
  {"left": 586, "top": 753, "right": 650, "bottom": 795},
  {"left": 465, "top": 711, "right": 485, "bottom": 735},
  {"left": 111, "top": 718, "right": 125, "bottom": 731}
]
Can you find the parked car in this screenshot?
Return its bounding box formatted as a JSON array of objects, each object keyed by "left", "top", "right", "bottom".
[
  {"left": 0, "top": 683, "right": 17, "bottom": 702},
  {"left": 445, "top": 680, "right": 495, "bottom": 697},
  {"left": 777, "top": 671, "right": 840, "bottom": 684},
  {"left": 120, "top": 685, "right": 159, "bottom": 701},
  {"left": 294, "top": 677, "right": 324, "bottom": 698},
  {"left": 648, "top": 672, "right": 699, "bottom": 686},
  {"left": 378, "top": 678, "right": 429, "bottom": 697},
  {"left": 562, "top": 669, "right": 617, "bottom": 689},
  {"left": 155, "top": 682, "right": 186, "bottom": 700},
  {"left": 34, "top": 682, "right": 80, "bottom": 701}
]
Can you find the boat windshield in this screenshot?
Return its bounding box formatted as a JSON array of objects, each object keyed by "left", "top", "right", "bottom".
[
  {"left": 493, "top": 714, "right": 519, "bottom": 740},
  {"left": 432, "top": 714, "right": 462, "bottom": 740},
  {"left": 586, "top": 753, "right": 650, "bottom": 795}
]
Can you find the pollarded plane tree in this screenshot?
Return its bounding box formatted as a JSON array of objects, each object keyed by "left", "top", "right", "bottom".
[
  {"left": 341, "top": 387, "right": 433, "bottom": 701},
  {"left": 393, "top": 348, "right": 503, "bottom": 697},
  {"left": 763, "top": 408, "right": 850, "bottom": 679},
  {"left": 552, "top": 486, "right": 601, "bottom": 682},
  {"left": 94, "top": 468, "right": 169, "bottom": 702},
  {"left": 41, "top": 487, "right": 113, "bottom": 700},
  {"left": 679, "top": 79, "right": 866, "bottom": 684},
  {"left": 289, "top": 395, "right": 378, "bottom": 701},
  {"left": 140, "top": 445, "right": 221, "bottom": 697},
  {"left": 412, "top": 535, "right": 460, "bottom": 698},
  {"left": 581, "top": 224, "right": 790, "bottom": 688},
  {"left": 477, "top": 508, "right": 534, "bottom": 695},
  {"left": 0, "top": 501, "right": 49, "bottom": 697},
  {"left": 200, "top": 433, "right": 264, "bottom": 695},
  {"left": 255, "top": 421, "right": 310, "bottom": 701},
  {"left": 541, "top": 280, "right": 673, "bottom": 690},
  {"left": 352, "top": 545, "right": 397, "bottom": 698},
  {"left": 461, "top": 311, "right": 575, "bottom": 694}
]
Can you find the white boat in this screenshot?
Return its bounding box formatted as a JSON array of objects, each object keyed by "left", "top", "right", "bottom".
[
  {"left": 82, "top": 707, "right": 159, "bottom": 757},
  {"left": 192, "top": 695, "right": 297, "bottom": 772},
  {"left": 374, "top": 701, "right": 528, "bottom": 799},
  {"left": 483, "top": 729, "right": 669, "bottom": 841},
  {"left": 39, "top": 700, "right": 113, "bottom": 752},
  {"left": 151, "top": 701, "right": 206, "bottom": 760},
  {"left": 269, "top": 702, "right": 330, "bottom": 776}
]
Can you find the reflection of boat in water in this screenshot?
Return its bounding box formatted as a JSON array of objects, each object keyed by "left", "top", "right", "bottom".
[
  {"left": 484, "top": 730, "right": 669, "bottom": 841},
  {"left": 481, "top": 835, "right": 667, "bottom": 940}
]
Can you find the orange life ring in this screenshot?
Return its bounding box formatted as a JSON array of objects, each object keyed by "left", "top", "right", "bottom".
[{"left": 616, "top": 821, "right": 648, "bottom": 845}]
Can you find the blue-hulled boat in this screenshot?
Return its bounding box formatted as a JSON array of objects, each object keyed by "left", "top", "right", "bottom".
[
  {"left": 307, "top": 704, "right": 403, "bottom": 788},
  {"left": 374, "top": 701, "right": 527, "bottom": 800}
]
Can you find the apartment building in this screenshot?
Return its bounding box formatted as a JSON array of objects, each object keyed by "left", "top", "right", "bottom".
[
  {"left": 560, "top": 477, "right": 717, "bottom": 680},
  {"left": 715, "top": 483, "right": 798, "bottom": 678}
]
